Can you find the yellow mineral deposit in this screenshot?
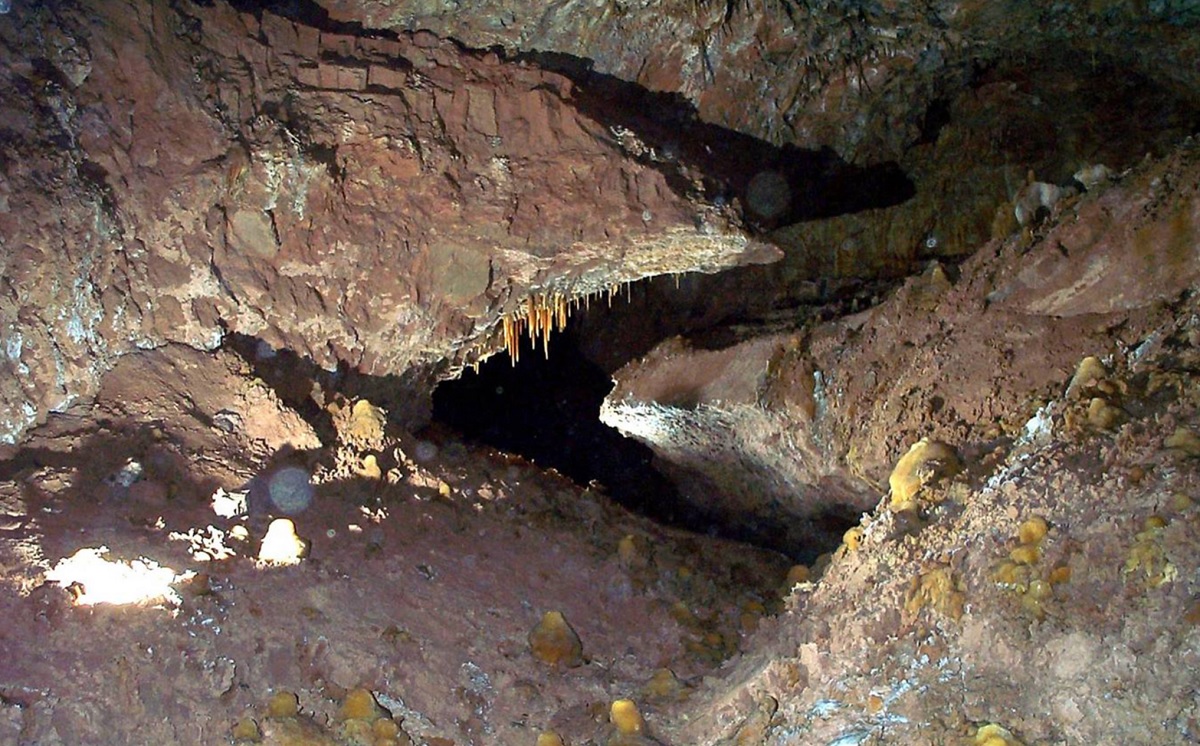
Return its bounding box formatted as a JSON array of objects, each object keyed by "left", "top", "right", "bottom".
[
  {"left": 1066, "top": 355, "right": 1108, "bottom": 399},
  {"left": 785, "top": 564, "right": 810, "bottom": 586},
  {"left": 1086, "top": 397, "right": 1124, "bottom": 430},
  {"left": 356, "top": 454, "right": 383, "bottom": 480},
  {"left": 972, "top": 722, "right": 1024, "bottom": 746},
  {"left": 537, "top": 732, "right": 566, "bottom": 746},
  {"left": 642, "top": 668, "right": 687, "bottom": 701},
  {"left": 610, "top": 699, "right": 645, "bottom": 735},
  {"left": 267, "top": 690, "right": 300, "bottom": 719},
  {"left": 1165, "top": 426, "right": 1200, "bottom": 456},
  {"left": 1008, "top": 544, "right": 1040, "bottom": 566},
  {"left": 905, "top": 566, "right": 964, "bottom": 620},
  {"left": 231, "top": 715, "right": 262, "bottom": 742},
  {"left": 1017, "top": 516, "right": 1049, "bottom": 545},
  {"left": 528, "top": 610, "right": 585, "bottom": 667},
  {"left": 338, "top": 687, "right": 383, "bottom": 721},
  {"left": 842, "top": 526, "right": 864, "bottom": 551},
  {"left": 888, "top": 438, "right": 960, "bottom": 509},
  {"left": 617, "top": 534, "right": 647, "bottom": 569},
  {"left": 346, "top": 399, "right": 387, "bottom": 445}
]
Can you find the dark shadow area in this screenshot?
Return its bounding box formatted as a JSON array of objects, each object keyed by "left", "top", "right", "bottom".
[
  {"left": 432, "top": 328, "right": 700, "bottom": 529},
  {"left": 0, "top": 422, "right": 227, "bottom": 560},
  {"left": 222, "top": 0, "right": 396, "bottom": 38},
  {"left": 431, "top": 324, "right": 853, "bottom": 560},
  {"left": 221, "top": 331, "right": 434, "bottom": 437},
  {"left": 202, "top": 0, "right": 917, "bottom": 233},
  {"left": 512, "top": 50, "right": 916, "bottom": 229}
]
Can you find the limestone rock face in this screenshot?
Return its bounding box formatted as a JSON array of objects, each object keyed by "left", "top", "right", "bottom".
[
  {"left": 0, "top": 0, "right": 767, "bottom": 444},
  {"left": 604, "top": 140, "right": 1200, "bottom": 555},
  {"left": 320, "top": 0, "right": 1200, "bottom": 162}
]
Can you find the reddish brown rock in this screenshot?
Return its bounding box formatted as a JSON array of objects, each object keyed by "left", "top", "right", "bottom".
[{"left": 0, "top": 0, "right": 760, "bottom": 443}]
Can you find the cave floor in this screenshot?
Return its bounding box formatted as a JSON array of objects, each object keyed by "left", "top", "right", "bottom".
[{"left": 0, "top": 346, "right": 791, "bottom": 746}]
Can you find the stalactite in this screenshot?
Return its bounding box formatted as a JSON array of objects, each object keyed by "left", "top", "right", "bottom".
[{"left": 471, "top": 273, "right": 683, "bottom": 369}]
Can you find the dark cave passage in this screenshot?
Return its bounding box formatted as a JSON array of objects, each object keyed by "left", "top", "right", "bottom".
[
  {"left": 431, "top": 322, "right": 852, "bottom": 561},
  {"left": 432, "top": 327, "right": 701, "bottom": 530}
]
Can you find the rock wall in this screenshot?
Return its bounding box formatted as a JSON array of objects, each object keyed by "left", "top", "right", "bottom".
[
  {"left": 0, "top": 0, "right": 766, "bottom": 444},
  {"left": 320, "top": 0, "right": 1200, "bottom": 162},
  {"left": 604, "top": 139, "right": 1200, "bottom": 557}
]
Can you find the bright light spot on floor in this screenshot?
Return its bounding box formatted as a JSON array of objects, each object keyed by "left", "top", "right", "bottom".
[
  {"left": 168, "top": 525, "right": 239, "bottom": 561},
  {"left": 257, "top": 518, "right": 306, "bottom": 566},
  {"left": 211, "top": 487, "right": 248, "bottom": 518},
  {"left": 44, "top": 547, "right": 192, "bottom": 607}
]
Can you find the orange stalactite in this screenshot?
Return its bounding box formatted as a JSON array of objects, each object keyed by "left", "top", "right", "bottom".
[{"left": 488, "top": 280, "right": 639, "bottom": 366}]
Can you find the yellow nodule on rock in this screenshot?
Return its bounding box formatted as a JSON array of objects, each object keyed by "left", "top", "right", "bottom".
[
  {"left": 973, "top": 722, "right": 1023, "bottom": 746},
  {"left": 1086, "top": 397, "right": 1124, "bottom": 430},
  {"left": 785, "top": 564, "right": 810, "bottom": 586},
  {"left": 339, "top": 687, "right": 381, "bottom": 721},
  {"left": 1048, "top": 565, "right": 1072, "bottom": 585},
  {"left": 991, "top": 560, "right": 1029, "bottom": 587},
  {"left": 1017, "top": 516, "right": 1049, "bottom": 545},
  {"left": 356, "top": 454, "right": 383, "bottom": 480},
  {"left": 528, "top": 610, "right": 584, "bottom": 668},
  {"left": 642, "top": 668, "right": 686, "bottom": 701},
  {"left": 347, "top": 399, "right": 387, "bottom": 445},
  {"left": 373, "top": 718, "right": 400, "bottom": 738},
  {"left": 1143, "top": 514, "right": 1168, "bottom": 530},
  {"left": 231, "top": 715, "right": 262, "bottom": 742},
  {"left": 1066, "top": 356, "right": 1108, "bottom": 399},
  {"left": 617, "top": 534, "right": 644, "bottom": 568},
  {"left": 905, "top": 566, "right": 964, "bottom": 621},
  {"left": 668, "top": 601, "right": 701, "bottom": 629},
  {"left": 610, "top": 699, "right": 645, "bottom": 735},
  {"left": 888, "top": 438, "right": 960, "bottom": 507},
  {"left": 1165, "top": 426, "right": 1200, "bottom": 456},
  {"left": 1009, "top": 544, "right": 1040, "bottom": 565},
  {"left": 267, "top": 690, "right": 300, "bottom": 719},
  {"left": 537, "top": 732, "right": 566, "bottom": 746},
  {"left": 843, "top": 526, "right": 864, "bottom": 551},
  {"left": 1170, "top": 492, "right": 1194, "bottom": 511}
]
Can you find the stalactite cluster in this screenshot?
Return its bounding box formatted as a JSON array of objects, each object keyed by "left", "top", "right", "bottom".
[{"left": 486, "top": 282, "right": 638, "bottom": 368}]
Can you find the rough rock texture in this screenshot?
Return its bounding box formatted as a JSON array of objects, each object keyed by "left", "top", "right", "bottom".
[
  {"left": 0, "top": 0, "right": 768, "bottom": 444},
  {"left": 0, "top": 346, "right": 789, "bottom": 745},
  {"left": 604, "top": 138, "right": 1200, "bottom": 557},
  {"left": 1, "top": 139, "right": 1198, "bottom": 746},
  {"left": 607, "top": 138, "right": 1200, "bottom": 743},
  {"left": 4, "top": 0, "right": 1199, "bottom": 446},
  {"left": 2, "top": 0, "right": 1200, "bottom": 744},
  {"left": 321, "top": 0, "right": 1200, "bottom": 160}
]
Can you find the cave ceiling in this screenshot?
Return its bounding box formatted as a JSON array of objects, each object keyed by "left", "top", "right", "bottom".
[{"left": 0, "top": 0, "right": 1198, "bottom": 444}]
